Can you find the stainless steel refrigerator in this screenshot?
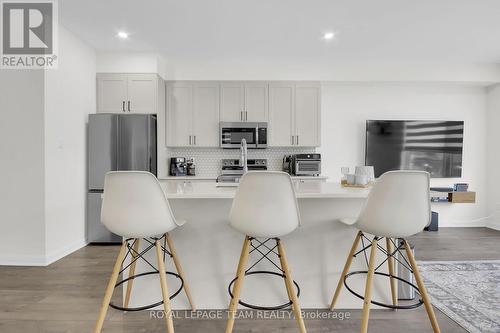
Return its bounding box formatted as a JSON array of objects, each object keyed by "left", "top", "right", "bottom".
[{"left": 87, "top": 114, "right": 157, "bottom": 243}]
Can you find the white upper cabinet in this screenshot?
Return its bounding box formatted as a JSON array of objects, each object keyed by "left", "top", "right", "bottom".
[
  {"left": 97, "top": 75, "right": 128, "bottom": 113},
  {"left": 244, "top": 82, "right": 268, "bottom": 122},
  {"left": 192, "top": 83, "right": 220, "bottom": 147},
  {"left": 269, "top": 82, "right": 321, "bottom": 147},
  {"left": 97, "top": 73, "right": 159, "bottom": 114},
  {"left": 269, "top": 83, "right": 294, "bottom": 146},
  {"left": 127, "top": 74, "right": 157, "bottom": 113},
  {"left": 164, "top": 80, "right": 319, "bottom": 148},
  {"left": 166, "top": 81, "right": 220, "bottom": 147},
  {"left": 220, "top": 83, "right": 244, "bottom": 122},
  {"left": 220, "top": 82, "right": 268, "bottom": 122},
  {"left": 295, "top": 84, "right": 321, "bottom": 147},
  {"left": 166, "top": 82, "right": 193, "bottom": 147}
]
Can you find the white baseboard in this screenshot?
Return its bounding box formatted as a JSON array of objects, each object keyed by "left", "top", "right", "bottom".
[
  {"left": 483, "top": 209, "right": 500, "bottom": 231},
  {"left": 45, "top": 238, "right": 88, "bottom": 265},
  {"left": 0, "top": 238, "right": 88, "bottom": 267},
  {"left": 0, "top": 254, "right": 48, "bottom": 266},
  {"left": 439, "top": 219, "right": 488, "bottom": 228},
  {"left": 487, "top": 218, "right": 500, "bottom": 231}
]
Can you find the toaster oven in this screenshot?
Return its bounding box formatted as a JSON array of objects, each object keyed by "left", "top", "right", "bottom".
[{"left": 283, "top": 154, "right": 321, "bottom": 176}]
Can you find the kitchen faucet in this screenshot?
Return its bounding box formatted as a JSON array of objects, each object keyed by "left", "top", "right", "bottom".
[{"left": 240, "top": 138, "right": 248, "bottom": 174}]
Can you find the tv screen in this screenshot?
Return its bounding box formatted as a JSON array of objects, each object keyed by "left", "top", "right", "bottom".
[{"left": 365, "top": 120, "right": 464, "bottom": 178}]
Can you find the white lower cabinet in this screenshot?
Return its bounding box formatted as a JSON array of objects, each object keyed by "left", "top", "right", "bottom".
[
  {"left": 166, "top": 82, "right": 220, "bottom": 147},
  {"left": 269, "top": 82, "right": 321, "bottom": 147}
]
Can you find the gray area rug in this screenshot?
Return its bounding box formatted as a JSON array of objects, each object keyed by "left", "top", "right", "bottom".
[{"left": 418, "top": 260, "right": 500, "bottom": 333}]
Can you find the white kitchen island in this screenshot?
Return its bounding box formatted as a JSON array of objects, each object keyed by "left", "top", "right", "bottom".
[{"left": 125, "top": 180, "right": 394, "bottom": 311}]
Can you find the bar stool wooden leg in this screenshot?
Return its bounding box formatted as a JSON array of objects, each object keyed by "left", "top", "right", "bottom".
[
  {"left": 277, "top": 239, "right": 307, "bottom": 333},
  {"left": 330, "top": 231, "right": 363, "bottom": 310},
  {"left": 156, "top": 240, "right": 175, "bottom": 333},
  {"left": 386, "top": 238, "right": 398, "bottom": 308},
  {"left": 403, "top": 240, "right": 441, "bottom": 333},
  {"left": 225, "top": 236, "right": 251, "bottom": 333},
  {"left": 165, "top": 232, "right": 196, "bottom": 310},
  {"left": 93, "top": 241, "right": 128, "bottom": 333},
  {"left": 360, "top": 237, "right": 378, "bottom": 333},
  {"left": 282, "top": 253, "right": 296, "bottom": 313},
  {"left": 124, "top": 239, "right": 140, "bottom": 309}
]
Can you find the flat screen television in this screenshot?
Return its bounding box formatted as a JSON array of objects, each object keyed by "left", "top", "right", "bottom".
[{"left": 365, "top": 120, "right": 464, "bottom": 178}]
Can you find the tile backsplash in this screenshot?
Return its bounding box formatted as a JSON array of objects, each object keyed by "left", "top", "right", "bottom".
[{"left": 166, "top": 147, "right": 316, "bottom": 178}]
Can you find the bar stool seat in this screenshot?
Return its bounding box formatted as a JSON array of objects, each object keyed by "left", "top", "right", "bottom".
[
  {"left": 175, "top": 219, "right": 187, "bottom": 227},
  {"left": 329, "top": 171, "right": 441, "bottom": 333},
  {"left": 93, "top": 171, "right": 195, "bottom": 333},
  {"left": 338, "top": 217, "right": 357, "bottom": 225},
  {"left": 225, "top": 171, "right": 307, "bottom": 333}
]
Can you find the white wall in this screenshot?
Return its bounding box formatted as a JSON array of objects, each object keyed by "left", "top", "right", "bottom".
[
  {"left": 98, "top": 51, "right": 494, "bottom": 228},
  {"left": 96, "top": 52, "right": 166, "bottom": 78},
  {"left": 0, "top": 25, "right": 96, "bottom": 266},
  {"left": 163, "top": 59, "right": 500, "bottom": 84},
  {"left": 486, "top": 84, "right": 500, "bottom": 230},
  {"left": 319, "top": 83, "right": 488, "bottom": 227},
  {"left": 44, "top": 26, "right": 96, "bottom": 263},
  {"left": 0, "top": 70, "right": 46, "bottom": 265}
]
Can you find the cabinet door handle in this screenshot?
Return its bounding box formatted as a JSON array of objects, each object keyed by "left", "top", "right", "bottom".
[
  {"left": 127, "top": 101, "right": 131, "bottom": 112},
  {"left": 189, "top": 135, "right": 191, "bottom": 145},
  {"left": 245, "top": 110, "right": 248, "bottom": 121},
  {"left": 122, "top": 101, "right": 125, "bottom": 112},
  {"left": 296, "top": 135, "right": 299, "bottom": 145},
  {"left": 193, "top": 135, "right": 196, "bottom": 145},
  {"left": 291, "top": 135, "right": 294, "bottom": 145}
]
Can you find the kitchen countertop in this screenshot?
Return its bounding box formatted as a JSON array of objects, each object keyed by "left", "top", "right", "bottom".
[
  {"left": 127, "top": 181, "right": 384, "bottom": 310},
  {"left": 160, "top": 180, "right": 370, "bottom": 199},
  {"left": 161, "top": 175, "right": 329, "bottom": 181}
]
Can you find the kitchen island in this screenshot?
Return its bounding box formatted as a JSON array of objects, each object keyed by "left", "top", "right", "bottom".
[{"left": 125, "top": 180, "right": 393, "bottom": 310}]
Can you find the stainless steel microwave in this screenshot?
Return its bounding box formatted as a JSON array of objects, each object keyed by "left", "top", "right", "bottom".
[{"left": 219, "top": 122, "right": 268, "bottom": 149}]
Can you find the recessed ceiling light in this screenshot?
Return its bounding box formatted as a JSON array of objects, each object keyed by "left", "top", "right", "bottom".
[
  {"left": 323, "top": 32, "right": 335, "bottom": 40},
  {"left": 117, "top": 31, "right": 129, "bottom": 39}
]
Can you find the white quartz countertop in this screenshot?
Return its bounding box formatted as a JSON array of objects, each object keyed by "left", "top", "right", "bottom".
[
  {"left": 161, "top": 175, "right": 329, "bottom": 181},
  {"left": 160, "top": 180, "right": 370, "bottom": 199}
]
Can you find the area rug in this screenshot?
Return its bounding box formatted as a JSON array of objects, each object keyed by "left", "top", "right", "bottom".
[{"left": 418, "top": 260, "right": 500, "bottom": 333}]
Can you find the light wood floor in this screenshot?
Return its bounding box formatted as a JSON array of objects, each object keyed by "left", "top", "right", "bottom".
[{"left": 1, "top": 227, "right": 499, "bottom": 332}]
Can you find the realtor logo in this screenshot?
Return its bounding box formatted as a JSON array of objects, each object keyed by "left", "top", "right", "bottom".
[{"left": 1, "top": 0, "right": 58, "bottom": 68}]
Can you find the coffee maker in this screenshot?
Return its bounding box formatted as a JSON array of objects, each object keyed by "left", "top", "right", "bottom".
[{"left": 169, "top": 157, "right": 187, "bottom": 176}]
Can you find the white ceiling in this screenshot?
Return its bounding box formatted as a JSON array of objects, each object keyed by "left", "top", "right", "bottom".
[{"left": 60, "top": 0, "right": 500, "bottom": 63}]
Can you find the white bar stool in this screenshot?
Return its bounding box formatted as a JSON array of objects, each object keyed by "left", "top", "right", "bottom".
[
  {"left": 225, "top": 171, "right": 306, "bottom": 333},
  {"left": 329, "top": 170, "right": 440, "bottom": 333},
  {"left": 93, "top": 171, "right": 195, "bottom": 333}
]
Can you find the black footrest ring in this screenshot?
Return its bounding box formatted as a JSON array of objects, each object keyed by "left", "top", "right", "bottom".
[
  {"left": 344, "top": 270, "right": 423, "bottom": 310},
  {"left": 109, "top": 271, "right": 184, "bottom": 312},
  {"left": 228, "top": 270, "right": 300, "bottom": 311}
]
